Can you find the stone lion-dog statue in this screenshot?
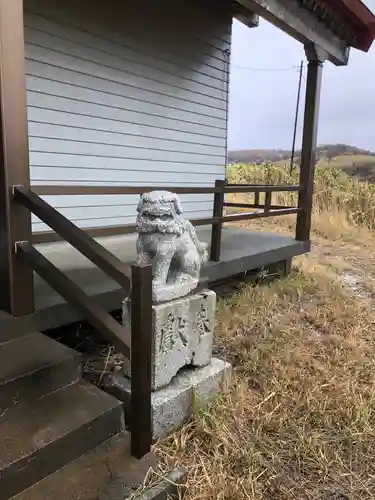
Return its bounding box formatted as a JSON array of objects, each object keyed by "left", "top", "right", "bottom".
[{"left": 136, "top": 190, "right": 208, "bottom": 302}]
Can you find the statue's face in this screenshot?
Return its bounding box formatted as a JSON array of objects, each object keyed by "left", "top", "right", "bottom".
[
  {"left": 136, "top": 194, "right": 184, "bottom": 235},
  {"left": 140, "top": 201, "right": 174, "bottom": 232}
]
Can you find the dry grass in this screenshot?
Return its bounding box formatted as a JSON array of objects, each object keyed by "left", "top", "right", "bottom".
[
  {"left": 228, "top": 162, "right": 375, "bottom": 230},
  {"left": 155, "top": 164, "right": 375, "bottom": 499}
]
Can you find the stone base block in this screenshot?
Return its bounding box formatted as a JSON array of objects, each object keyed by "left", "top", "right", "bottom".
[
  {"left": 107, "top": 358, "right": 231, "bottom": 440},
  {"left": 123, "top": 289, "right": 216, "bottom": 390},
  {"left": 152, "top": 357, "right": 231, "bottom": 439}
]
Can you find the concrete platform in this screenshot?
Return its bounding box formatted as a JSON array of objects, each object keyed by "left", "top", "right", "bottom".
[{"left": 0, "top": 227, "right": 309, "bottom": 333}]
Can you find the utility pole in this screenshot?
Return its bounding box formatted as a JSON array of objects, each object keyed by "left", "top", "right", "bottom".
[{"left": 290, "top": 60, "right": 304, "bottom": 174}]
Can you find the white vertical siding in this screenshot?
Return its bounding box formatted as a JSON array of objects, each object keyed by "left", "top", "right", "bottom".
[{"left": 23, "top": 0, "right": 232, "bottom": 232}]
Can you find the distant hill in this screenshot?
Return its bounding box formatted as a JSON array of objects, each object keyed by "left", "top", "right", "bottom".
[
  {"left": 328, "top": 155, "right": 375, "bottom": 182},
  {"left": 228, "top": 149, "right": 292, "bottom": 164},
  {"left": 228, "top": 144, "right": 375, "bottom": 165},
  {"left": 228, "top": 149, "right": 291, "bottom": 164}
]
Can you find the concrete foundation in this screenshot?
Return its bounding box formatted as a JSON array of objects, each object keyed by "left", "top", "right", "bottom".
[
  {"left": 152, "top": 357, "right": 231, "bottom": 439},
  {"left": 107, "top": 358, "right": 231, "bottom": 439}
]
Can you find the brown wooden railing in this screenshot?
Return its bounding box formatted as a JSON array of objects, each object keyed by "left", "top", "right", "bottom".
[
  {"left": 29, "top": 182, "right": 301, "bottom": 263},
  {"left": 211, "top": 181, "right": 300, "bottom": 260},
  {"left": 13, "top": 186, "right": 153, "bottom": 459}
]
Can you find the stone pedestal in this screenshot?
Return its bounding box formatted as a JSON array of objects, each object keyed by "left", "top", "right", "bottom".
[
  {"left": 151, "top": 358, "right": 231, "bottom": 438},
  {"left": 105, "top": 358, "right": 231, "bottom": 439},
  {"left": 122, "top": 290, "right": 216, "bottom": 390}
]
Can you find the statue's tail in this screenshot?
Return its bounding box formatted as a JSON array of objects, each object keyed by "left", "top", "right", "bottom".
[{"left": 186, "top": 221, "right": 208, "bottom": 264}]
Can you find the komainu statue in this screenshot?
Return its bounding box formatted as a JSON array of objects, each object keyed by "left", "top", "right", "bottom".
[{"left": 136, "top": 191, "right": 208, "bottom": 302}]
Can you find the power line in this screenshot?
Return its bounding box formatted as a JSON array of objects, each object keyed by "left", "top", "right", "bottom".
[{"left": 231, "top": 64, "right": 301, "bottom": 72}]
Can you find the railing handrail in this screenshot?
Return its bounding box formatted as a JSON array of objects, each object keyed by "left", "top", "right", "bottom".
[
  {"left": 222, "top": 208, "right": 300, "bottom": 223},
  {"left": 30, "top": 183, "right": 300, "bottom": 196},
  {"left": 16, "top": 241, "right": 131, "bottom": 358},
  {"left": 32, "top": 185, "right": 222, "bottom": 196},
  {"left": 224, "top": 202, "right": 295, "bottom": 210},
  {"left": 224, "top": 185, "right": 300, "bottom": 193},
  {"left": 14, "top": 186, "right": 132, "bottom": 290},
  {"left": 29, "top": 181, "right": 301, "bottom": 245},
  {"left": 226, "top": 183, "right": 299, "bottom": 187}
]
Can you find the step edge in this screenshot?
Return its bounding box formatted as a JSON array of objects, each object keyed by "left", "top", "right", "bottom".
[
  {"left": 1, "top": 404, "right": 125, "bottom": 500},
  {"left": 0, "top": 350, "right": 82, "bottom": 387},
  {"left": 0, "top": 360, "right": 82, "bottom": 411},
  {"left": 10, "top": 431, "right": 131, "bottom": 499},
  {"left": 0, "top": 382, "right": 124, "bottom": 471}
]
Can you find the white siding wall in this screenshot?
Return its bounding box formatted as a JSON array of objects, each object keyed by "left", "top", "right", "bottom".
[{"left": 23, "top": 0, "right": 232, "bottom": 232}]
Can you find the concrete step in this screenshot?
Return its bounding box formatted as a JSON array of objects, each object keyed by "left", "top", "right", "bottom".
[
  {"left": 12, "top": 433, "right": 157, "bottom": 500},
  {"left": 0, "top": 381, "right": 125, "bottom": 500},
  {"left": 0, "top": 332, "right": 81, "bottom": 410},
  {"left": 0, "top": 311, "right": 32, "bottom": 345}
]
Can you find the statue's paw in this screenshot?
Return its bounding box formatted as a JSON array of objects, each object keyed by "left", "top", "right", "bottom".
[
  {"left": 199, "top": 249, "right": 209, "bottom": 264},
  {"left": 152, "top": 278, "right": 198, "bottom": 303},
  {"left": 199, "top": 242, "right": 208, "bottom": 251}
]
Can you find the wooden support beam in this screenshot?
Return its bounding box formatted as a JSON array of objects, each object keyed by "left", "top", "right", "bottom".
[
  {"left": 296, "top": 44, "right": 326, "bottom": 242},
  {"left": 223, "top": 207, "right": 299, "bottom": 223},
  {"left": 130, "top": 263, "right": 153, "bottom": 458},
  {"left": 264, "top": 191, "right": 272, "bottom": 213},
  {"left": 235, "top": 4, "right": 259, "bottom": 28},
  {"left": 14, "top": 186, "right": 132, "bottom": 291},
  {"left": 224, "top": 202, "right": 294, "bottom": 210},
  {"left": 225, "top": 185, "right": 299, "bottom": 193},
  {"left": 32, "top": 185, "right": 221, "bottom": 196},
  {"left": 210, "top": 180, "right": 226, "bottom": 262},
  {"left": 236, "top": 0, "right": 349, "bottom": 65},
  {"left": 16, "top": 242, "right": 130, "bottom": 358},
  {"left": 0, "top": 0, "right": 34, "bottom": 316}
]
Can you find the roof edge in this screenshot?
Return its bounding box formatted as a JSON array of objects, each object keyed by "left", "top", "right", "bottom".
[{"left": 320, "top": 0, "right": 375, "bottom": 52}]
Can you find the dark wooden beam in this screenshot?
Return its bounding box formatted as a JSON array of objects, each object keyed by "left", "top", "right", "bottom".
[
  {"left": 225, "top": 185, "right": 299, "bottom": 193},
  {"left": 14, "top": 186, "right": 132, "bottom": 291},
  {"left": 31, "top": 216, "right": 220, "bottom": 244},
  {"left": 296, "top": 44, "right": 326, "bottom": 242},
  {"left": 264, "top": 191, "right": 272, "bottom": 213},
  {"left": 32, "top": 184, "right": 299, "bottom": 196},
  {"left": 223, "top": 207, "right": 299, "bottom": 223},
  {"left": 30, "top": 184, "right": 300, "bottom": 244},
  {"left": 224, "top": 202, "right": 294, "bottom": 210},
  {"left": 235, "top": 4, "right": 259, "bottom": 28},
  {"left": 0, "top": 0, "right": 34, "bottom": 316},
  {"left": 130, "top": 263, "right": 153, "bottom": 458},
  {"left": 236, "top": 0, "right": 349, "bottom": 65},
  {"left": 32, "top": 185, "right": 220, "bottom": 196},
  {"left": 16, "top": 241, "right": 130, "bottom": 359},
  {"left": 210, "top": 179, "right": 226, "bottom": 262}
]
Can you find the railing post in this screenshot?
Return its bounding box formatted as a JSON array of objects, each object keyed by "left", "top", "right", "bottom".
[
  {"left": 0, "top": 0, "right": 34, "bottom": 316},
  {"left": 254, "top": 191, "right": 260, "bottom": 206},
  {"left": 296, "top": 44, "right": 326, "bottom": 242},
  {"left": 264, "top": 191, "right": 272, "bottom": 213},
  {"left": 210, "top": 179, "right": 226, "bottom": 262},
  {"left": 130, "top": 263, "right": 153, "bottom": 459}
]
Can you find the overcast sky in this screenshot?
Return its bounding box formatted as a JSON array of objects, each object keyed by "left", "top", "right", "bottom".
[{"left": 228, "top": 0, "right": 375, "bottom": 151}]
